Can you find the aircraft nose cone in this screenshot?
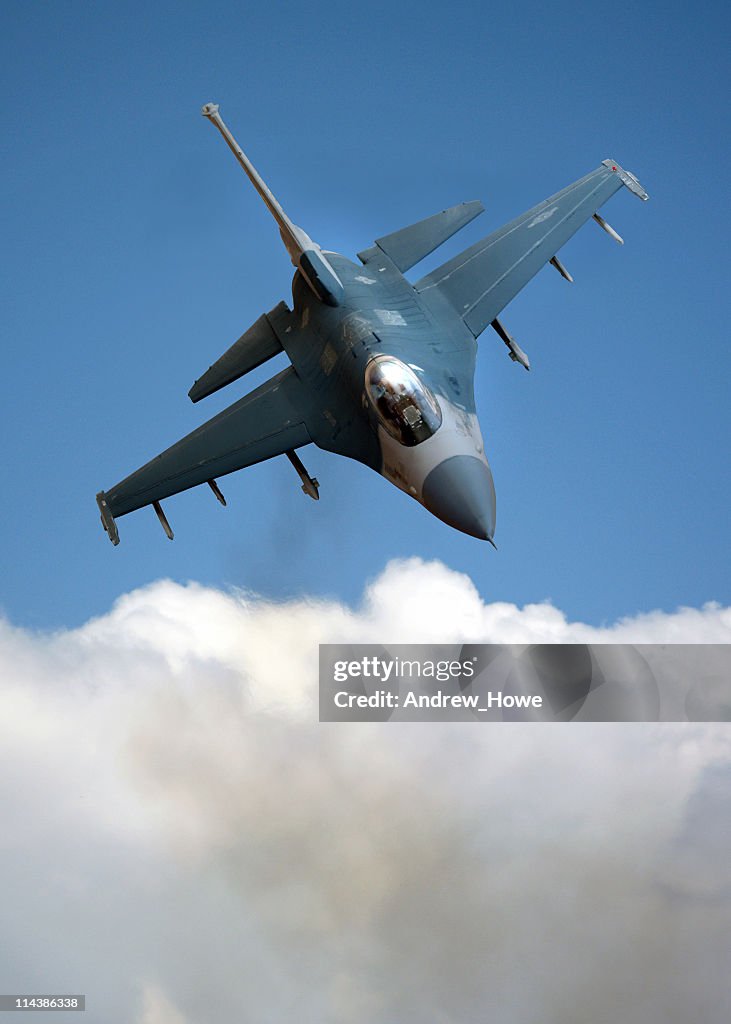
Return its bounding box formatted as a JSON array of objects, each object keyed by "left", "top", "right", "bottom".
[{"left": 422, "top": 455, "right": 496, "bottom": 541}]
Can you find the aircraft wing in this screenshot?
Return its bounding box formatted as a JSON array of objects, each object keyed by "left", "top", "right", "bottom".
[
  {"left": 414, "top": 160, "right": 648, "bottom": 338},
  {"left": 97, "top": 366, "right": 311, "bottom": 543}
]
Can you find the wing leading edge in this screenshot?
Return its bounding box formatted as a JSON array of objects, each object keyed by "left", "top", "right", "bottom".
[
  {"left": 415, "top": 160, "right": 648, "bottom": 338},
  {"left": 97, "top": 366, "right": 311, "bottom": 544}
]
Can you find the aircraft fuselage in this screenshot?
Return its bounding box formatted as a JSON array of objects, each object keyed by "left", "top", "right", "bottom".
[{"left": 279, "top": 252, "right": 497, "bottom": 540}]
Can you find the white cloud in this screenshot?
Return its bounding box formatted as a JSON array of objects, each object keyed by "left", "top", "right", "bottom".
[
  {"left": 136, "top": 984, "right": 188, "bottom": 1024},
  {"left": 0, "top": 559, "right": 729, "bottom": 1023}
]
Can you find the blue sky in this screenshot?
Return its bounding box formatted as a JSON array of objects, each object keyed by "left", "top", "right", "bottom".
[
  {"left": 2, "top": 0, "right": 729, "bottom": 629},
  {"left": 2, "top": 9, "right": 730, "bottom": 1021}
]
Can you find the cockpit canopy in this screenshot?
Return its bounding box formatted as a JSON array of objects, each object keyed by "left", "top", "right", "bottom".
[{"left": 365, "top": 356, "right": 442, "bottom": 447}]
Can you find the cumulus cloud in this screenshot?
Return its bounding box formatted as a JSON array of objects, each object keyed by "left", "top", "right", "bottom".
[
  {"left": 0, "top": 559, "right": 729, "bottom": 1023},
  {"left": 136, "top": 985, "right": 188, "bottom": 1024}
]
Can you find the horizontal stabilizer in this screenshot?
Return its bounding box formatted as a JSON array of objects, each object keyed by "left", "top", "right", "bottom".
[
  {"left": 359, "top": 201, "right": 484, "bottom": 273},
  {"left": 189, "top": 303, "right": 287, "bottom": 402}
]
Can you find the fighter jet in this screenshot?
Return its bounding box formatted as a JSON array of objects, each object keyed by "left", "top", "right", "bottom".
[{"left": 96, "top": 103, "right": 648, "bottom": 546}]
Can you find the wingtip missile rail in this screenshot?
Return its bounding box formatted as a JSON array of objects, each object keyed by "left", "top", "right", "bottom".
[
  {"left": 602, "top": 159, "right": 649, "bottom": 201},
  {"left": 96, "top": 491, "right": 120, "bottom": 546}
]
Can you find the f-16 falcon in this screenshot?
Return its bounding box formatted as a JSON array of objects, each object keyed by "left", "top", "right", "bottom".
[{"left": 96, "top": 103, "right": 648, "bottom": 546}]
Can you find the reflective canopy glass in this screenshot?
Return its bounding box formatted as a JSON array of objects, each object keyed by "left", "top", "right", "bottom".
[{"left": 364, "top": 356, "right": 442, "bottom": 446}]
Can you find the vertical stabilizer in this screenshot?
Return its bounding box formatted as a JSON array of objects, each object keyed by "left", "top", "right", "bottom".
[{"left": 201, "top": 103, "right": 343, "bottom": 306}]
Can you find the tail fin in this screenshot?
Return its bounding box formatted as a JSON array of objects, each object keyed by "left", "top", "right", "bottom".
[{"left": 201, "top": 103, "right": 343, "bottom": 306}]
